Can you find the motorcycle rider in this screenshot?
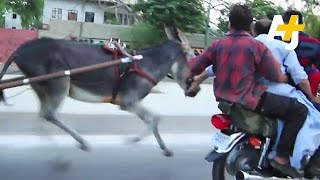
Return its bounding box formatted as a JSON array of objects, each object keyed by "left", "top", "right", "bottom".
[{"left": 187, "top": 4, "right": 308, "bottom": 178}]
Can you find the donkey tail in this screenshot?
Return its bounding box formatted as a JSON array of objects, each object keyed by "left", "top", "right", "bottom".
[
  {"left": 0, "top": 54, "right": 17, "bottom": 103},
  {"left": 0, "top": 54, "right": 16, "bottom": 80}
]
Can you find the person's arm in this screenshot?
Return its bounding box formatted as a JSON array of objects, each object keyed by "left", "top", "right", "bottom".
[
  {"left": 188, "top": 41, "right": 217, "bottom": 75},
  {"left": 282, "top": 50, "right": 316, "bottom": 100},
  {"left": 186, "top": 65, "right": 214, "bottom": 94},
  {"left": 283, "top": 50, "right": 308, "bottom": 85},
  {"left": 298, "top": 79, "right": 319, "bottom": 101},
  {"left": 256, "top": 47, "right": 288, "bottom": 83},
  {"left": 316, "top": 43, "right": 320, "bottom": 67}
]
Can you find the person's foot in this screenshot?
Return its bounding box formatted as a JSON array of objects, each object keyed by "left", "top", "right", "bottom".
[
  {"left": 274, "top": 156, "right": 289, "bottom": 164},
  {"left": 270, "top": 159, "right": 302, "bottom": 178}
]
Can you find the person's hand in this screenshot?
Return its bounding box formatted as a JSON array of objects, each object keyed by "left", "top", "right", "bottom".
[
  {"left": 185, "top": 75, "right": 202, "bottom": 97},
  {"left": 281, "top": 74, "right": 289, "bottom": 83},
  {"left": 311, "top": 96, "right": 320, "bottom": 104}
]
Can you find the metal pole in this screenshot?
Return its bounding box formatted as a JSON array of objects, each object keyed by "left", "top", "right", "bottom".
[
  {"left": 79, "top": 0, "right": 86, "bottom": 40},
  {"left": 0, "top": 55, "right": 142, "bottom": 90},
  {"left": 205, "top": 0, "right": 212, "bottom": 48}
]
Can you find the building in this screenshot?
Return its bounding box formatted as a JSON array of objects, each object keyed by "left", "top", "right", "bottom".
[
  {"left": 4, "top": 11, "right": 23, "bottom": 29},
  {"left": 4, "top": 0, "right": 137, "bottom": 29},
  {"left": 2, "top": 0, "right": 216, "bottom": 53},
  {"left": 43, "top": 0, "right": 105, "bottom": 24}
]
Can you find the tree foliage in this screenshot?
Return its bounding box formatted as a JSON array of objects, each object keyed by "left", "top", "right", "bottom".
[
  {"left": 292, "top": 0, "right": 320, "bottom": 12},
  {"left": 304, "top": 13, "right": 320, "bottom": 39},
  {"left": 133, "top": 0, "right": 206, "bottom": 34},
  {"left": 0, "top": 0, "right": 44, "bottom": 28},
  {"left": 249, "top": 0, "right": 285, "bottom": 20},
  {"left": 216, "top": 0, "right": 285, "bottom": 34},
  {"left": 125, "top": 22, "right": 167, "bottom": 49}
]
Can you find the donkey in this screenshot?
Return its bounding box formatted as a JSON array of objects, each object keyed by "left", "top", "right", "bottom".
[{"left": 0, "top": 28, "right": 199, "bottom": 156}]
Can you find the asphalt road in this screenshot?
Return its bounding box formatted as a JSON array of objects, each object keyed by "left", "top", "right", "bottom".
[
  {"left": 0, "top": 73, "right": 219, "bottom": 180},
  {"left": 0, "top": 111, "right": 219, "bottom": 180},
  {"left": 0, "top": 134, "right": 214, "bottom": 180},
  {"left": 0, "top": 112, "right": 213, "bottom": 135}
]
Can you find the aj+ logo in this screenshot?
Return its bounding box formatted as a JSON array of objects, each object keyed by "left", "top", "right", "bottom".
[{"left": 267, "top": 15, "right": 305, "bottom": 50}]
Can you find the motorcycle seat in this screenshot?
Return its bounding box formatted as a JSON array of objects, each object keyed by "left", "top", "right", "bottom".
[{"left": 218, "top": 101, "right": 277, "bottom": 138}]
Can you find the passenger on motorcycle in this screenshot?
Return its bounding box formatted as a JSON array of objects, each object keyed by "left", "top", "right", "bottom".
[
  {"left": 187, "top": 4, "right": 308, "bottom": 178},
  {"left": 278, "top": 10, "right": 320, "bottom": 98},
  {"left": 252, "top": 18, "right": 320, "bottom": 178}
]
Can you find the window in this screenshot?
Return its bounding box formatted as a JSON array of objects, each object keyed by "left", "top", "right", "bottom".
[
  {"left": 85, "top": 12, "right": 94, "bottom": 22},
  {"left": 118, "top": 13, "right": 134, "bottom": 25},
  {"left": 68, "top": 10, "right": 78, "bottom": 21},
  {"left": 12, "top": 13, "right": 17, "bottom": 19},
  {"left": 12, "top": 27, "right": 16, "bottom": 29},
  {"left": 52, "top": 8, "right": 62, "bottom": 19}
]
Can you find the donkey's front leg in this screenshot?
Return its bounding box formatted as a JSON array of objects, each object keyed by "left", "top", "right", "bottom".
[{"left": 121, "top": 103, "right": 174, "bottom": 157}]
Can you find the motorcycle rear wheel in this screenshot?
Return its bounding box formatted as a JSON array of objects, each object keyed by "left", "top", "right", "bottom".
[{"left": 211, "top": 154, "right": 234, "bottom": 180}]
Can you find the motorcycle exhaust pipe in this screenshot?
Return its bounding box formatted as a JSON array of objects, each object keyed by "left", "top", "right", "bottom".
[{"left": 235, "top": 171, "right": 303, "bottom": 180}]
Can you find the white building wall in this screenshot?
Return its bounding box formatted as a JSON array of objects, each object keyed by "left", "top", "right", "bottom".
[
  {"left": 4, "top": 12, "right": 22, "bottom": 29},
  {"left": 43, "top": 0, "right": 104, "bottom": 24}
]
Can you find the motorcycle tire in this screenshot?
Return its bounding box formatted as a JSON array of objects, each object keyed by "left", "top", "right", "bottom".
[{"left": 211, "top": 153, "right": 234, "bottom": 180}]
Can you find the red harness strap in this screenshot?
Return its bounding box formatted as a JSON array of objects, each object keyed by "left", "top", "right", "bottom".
[
  {"left": 129, "top": 50, "right": 157, "bottom": 86},
  {"left": 101, "top": 46, "right": 158, "bottom": 103},
  {"left": 102, "top": 45, "right": 121, "bottom": 103}
]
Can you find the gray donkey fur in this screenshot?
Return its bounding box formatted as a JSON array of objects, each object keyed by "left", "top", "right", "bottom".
[{"left": 0, "top": 29, "right": 197, "bottom": 156}]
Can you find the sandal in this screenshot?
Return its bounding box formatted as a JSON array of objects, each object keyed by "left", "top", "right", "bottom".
[{"left": 269, "top": 159, "right": 302, "bottom": 178}]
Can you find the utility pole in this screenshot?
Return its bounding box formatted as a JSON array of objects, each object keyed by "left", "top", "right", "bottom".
[
  {"left": 205, "top": 0, "right": 212, "bottom": 48},
  {"left": 79, "top": 0, "right": 86, "bottom": 40}
]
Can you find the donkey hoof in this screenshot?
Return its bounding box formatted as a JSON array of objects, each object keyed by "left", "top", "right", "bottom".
[
  {"left": 126, "top": 136, "right": 141, "bottom": 144},
  {"left": 163, "top": 149, "right": 174, "bottom": 157},
  {"left": 78, "top": 144, "right": 90, "bottom": 152},
  {"left": 54, "top": 160, "right": 71, "bottom": 172}
]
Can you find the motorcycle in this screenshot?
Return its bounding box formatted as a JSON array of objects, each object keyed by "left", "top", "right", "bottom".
[{"left": 205, "top": 101, "right": 320, "bottom": 180}]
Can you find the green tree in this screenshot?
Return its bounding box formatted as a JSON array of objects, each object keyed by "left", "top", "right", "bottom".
[
  {"left": 249, "top": 0, "right": 285, "bottom": 20},
  {"left": 125, "top": 22, "right": 167, "bottom": 49},
  {"left": 290, "top": 0, "right": 320, "bottom": 12},
  {"left": 304, "top": 13, "right": 320, "bottom": 39},
  {"left": 283, "top": 0, "right": 320, "bottom": 39},
  {"left": 133, "top": 0, "right": 206, "bottom": 34},
  {"left": 0, "top": 0, "right": 44, "bottom": 28},
  {"left": 300, "top": 0, "right": 320, "bottom": 38},
  {"left": 216, "top": 0, "right": 285, "bottom": 33}
]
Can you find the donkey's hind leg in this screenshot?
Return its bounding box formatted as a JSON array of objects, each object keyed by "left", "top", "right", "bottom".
[
  {"left": 121, "top": 103, "right": 173, "bottom": 157},
  {"left": 32, "top": 78, "right": 90, "bottom": 151}
]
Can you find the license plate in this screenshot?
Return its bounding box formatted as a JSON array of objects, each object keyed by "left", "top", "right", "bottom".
[{"left": 212, "top": 131, "right": 231, "bottom": 150}]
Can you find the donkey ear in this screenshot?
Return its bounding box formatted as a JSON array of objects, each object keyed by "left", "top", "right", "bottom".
[
  {"left": 176, "top": 28, "right": 191, "bottom": 46},
  {"left": 164, "top": 25, "right": 174, "bottom": 40}
]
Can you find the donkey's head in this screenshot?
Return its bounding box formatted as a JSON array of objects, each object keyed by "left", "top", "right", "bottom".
[{"left": 164, "top": 26, "right": 200, "bottom": 97}]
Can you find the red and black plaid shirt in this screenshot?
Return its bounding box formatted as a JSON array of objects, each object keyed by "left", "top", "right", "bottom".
[{"left": 189, "top": 31, "right": 283, "bottom": 110}]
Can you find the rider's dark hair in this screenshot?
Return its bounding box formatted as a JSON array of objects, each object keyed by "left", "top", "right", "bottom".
[
  {"left": 254, "top": 19, "right": 272, "bottom": 35},
  {"left": 283, "top": 10, "right": 303, "bottom": 24},
  {"left": 228, "top": 4, "right": 253, "bottom": 31}
]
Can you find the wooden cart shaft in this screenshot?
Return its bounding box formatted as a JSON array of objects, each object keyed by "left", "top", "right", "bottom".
[{"left": 0, "top": 55, "right": 142, "bottom": 91}]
